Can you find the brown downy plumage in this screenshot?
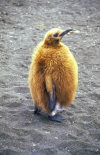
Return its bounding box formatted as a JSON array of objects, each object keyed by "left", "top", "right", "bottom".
[{"left": 28, "top": 28, "right": 79, "bottom": 121}]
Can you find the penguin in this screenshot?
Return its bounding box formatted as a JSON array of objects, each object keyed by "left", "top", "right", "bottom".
[{"left": 28, "top": 28, "right": 79, "bottom": 122}]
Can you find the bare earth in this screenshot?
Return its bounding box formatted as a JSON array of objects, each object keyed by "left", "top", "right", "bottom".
[{"left": 0, "top": 0, "right": 100, "bottom": 155}]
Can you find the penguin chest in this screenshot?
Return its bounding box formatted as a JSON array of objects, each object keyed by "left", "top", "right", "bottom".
[{"left": 49, "top": 54, "right": 78, "bottom": 104}]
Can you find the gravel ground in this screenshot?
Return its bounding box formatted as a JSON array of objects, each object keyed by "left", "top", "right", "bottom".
[{"left": 0, "top": 0, "right": 100, "bottom": 155}]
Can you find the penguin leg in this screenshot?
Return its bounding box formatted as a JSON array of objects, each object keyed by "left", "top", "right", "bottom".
[
  {"left": 45, "top": 75, "right": 64, "bottom": 122},
  {"left": 34, "top": 105, "right": 41, "bottom": 115},
  {"left": 48, "top": 100, "right": 64, "bottom": 122}
]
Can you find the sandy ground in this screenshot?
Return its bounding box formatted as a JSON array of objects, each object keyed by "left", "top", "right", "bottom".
[{"left": 0, "top": 0, "right": 100, "bottom": 155}]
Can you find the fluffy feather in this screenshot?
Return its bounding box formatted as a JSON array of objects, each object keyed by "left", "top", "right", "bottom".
[{"left": 28, "top": 28, "right": 78, "bottom": 114}]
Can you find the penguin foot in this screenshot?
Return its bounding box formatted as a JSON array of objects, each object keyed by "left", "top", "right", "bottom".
[
  {"left": 57, "top": 109, "right": 64, "bottom": 113},
  {"left": 34, "top": 106, "right": 41, "bottom": 115},
  {"left": 55, "top": 103, "right": 65, "bottom": 113},
  {"left": 48, "top": 115, "right": 64, "bottom": 123}
]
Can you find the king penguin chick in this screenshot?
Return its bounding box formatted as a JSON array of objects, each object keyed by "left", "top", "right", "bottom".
[{"left": 28, "top": 28, "right": 79, "bottom": 122}]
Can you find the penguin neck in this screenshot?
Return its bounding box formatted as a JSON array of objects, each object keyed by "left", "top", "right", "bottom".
[{"left": 43, "top": 40, "right": 62, "bottom": 48}]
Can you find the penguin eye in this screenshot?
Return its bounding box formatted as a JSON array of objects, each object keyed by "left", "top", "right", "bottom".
[{"left": 53, "top": 33, "right": 58, "bottom": 37}]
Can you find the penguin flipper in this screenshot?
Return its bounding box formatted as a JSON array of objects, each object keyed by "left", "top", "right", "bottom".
[
  {"left": 47, "top": 85, "right": 56, "bottom": 111},
  {"left": 45, "top": 75, "right": 56, "bottom": 112}
]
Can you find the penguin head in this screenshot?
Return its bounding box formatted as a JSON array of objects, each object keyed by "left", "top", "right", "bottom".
[{"left": 43, "top": 28, "right": 79, "bottom": 46}]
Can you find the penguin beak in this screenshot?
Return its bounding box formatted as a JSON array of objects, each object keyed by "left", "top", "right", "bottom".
[{"left": 59, "top": 29, "right": 80, "bottom": 37}]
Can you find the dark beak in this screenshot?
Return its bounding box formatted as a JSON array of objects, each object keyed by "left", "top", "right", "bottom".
[{"left": 59, "top": 29, "right": 74, "bottom": 37}]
